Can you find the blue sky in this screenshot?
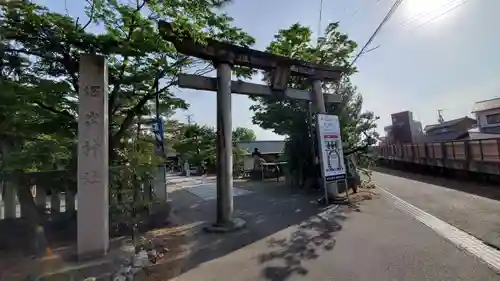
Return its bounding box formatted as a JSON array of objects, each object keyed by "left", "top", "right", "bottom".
[{"left": 36, "top": 0, "right": 500, "bottom": 140}]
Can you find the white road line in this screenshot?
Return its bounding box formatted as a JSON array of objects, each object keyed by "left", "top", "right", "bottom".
[
  {"left": 317, "top": 204, "right": 340, "bottom": 221},
  {"left": 379, "top": 186, "right": 500, "bottom": 274}
]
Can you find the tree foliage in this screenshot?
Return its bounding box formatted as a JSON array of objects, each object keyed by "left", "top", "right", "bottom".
[
  {"left": 232, "top": 127, "right": 257, "bottom": 142},
  {"left": 249, "top": 23, "right": 379, "bottom": 186},
  {"left": 0, "top": 0, "right": 256, "bottom": 252},
  {"left": 172, "top": 123, "right": 217, "bottom": 168},
  {"left": 172, "top": 122, "right": 257, "bottom": 172},
  {"left": 0, "top": 0, "right": 255, "bottom": 170}
]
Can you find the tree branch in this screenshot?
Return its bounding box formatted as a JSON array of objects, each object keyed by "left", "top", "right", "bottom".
[
  {"left": 108, "top": 1, "right": 148, "bottom": 119},
  {"left": 110, "top": 79, "right": 176, "bottom": 150},
  {"left": 33, "top": 101, "right": 74, "bottom": 119},
  {"left": 108, "top": 56, "right": 129, "bottom": 116},
  {"left": 5, "top": 48, "right": 60, "bottom": 63},
  {"left": 78, "top": 0, "right": 96, "bottom": 32},
  {"left": 108, "top": 54, "right": 189, "bottom": 151}
]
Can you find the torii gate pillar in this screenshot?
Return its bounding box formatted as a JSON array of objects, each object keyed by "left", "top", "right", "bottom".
[{"left": 205, "top": 59, "right": 246, "bottom": 231}]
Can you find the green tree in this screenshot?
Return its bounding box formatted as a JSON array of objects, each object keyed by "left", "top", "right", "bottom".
[
  {"left": 172, "top": 124, "right": 257, "bottom": 175},
  {"left": 231, "top": 127, "right": 256, "bottom": 176},
  {"left": 232, "top": 127, "right": 257, "bottom": 142},
  {"left": 0, "top": 0, "right": 255, "bottom": 167},
  {"left": 0, "top": 0, "right": 255, "bottom": 254},
  {"left": 173, "top": 123, "right": 217, "bottom": 168},
  {"left": 250, "top": 23, "right": 378, "bottom": 188}
]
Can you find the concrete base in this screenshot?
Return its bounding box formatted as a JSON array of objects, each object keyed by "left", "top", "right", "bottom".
[
  {"left": 317, "top": 196, "right": 349, "bottom": 206},
  {"left": 204, "top": 218, "right": 246, "bottom": 233}
]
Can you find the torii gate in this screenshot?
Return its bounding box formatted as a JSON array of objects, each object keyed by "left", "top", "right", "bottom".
[
  {"left": 74, "top": 24, "right": 347, "bottom": 258},
  {"left": 158, "top": 21, "right": 348, "bottom": 232}
]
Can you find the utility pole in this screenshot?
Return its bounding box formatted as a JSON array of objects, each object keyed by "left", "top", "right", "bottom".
[
  {"left": 437, "top": 109, "right": 445, "bottom": 124},
  {"left": 186, "top": 114, "right": 193, "bottom": 125}
]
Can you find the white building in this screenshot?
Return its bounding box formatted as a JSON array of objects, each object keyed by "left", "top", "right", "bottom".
[{"left": 472, "top": 97, "right": 500, "bottom": 134}]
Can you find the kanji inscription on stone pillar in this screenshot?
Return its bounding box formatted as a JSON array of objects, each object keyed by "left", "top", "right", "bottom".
[{"left": 77, "top": 54, "right": 109, "bottom": 258}]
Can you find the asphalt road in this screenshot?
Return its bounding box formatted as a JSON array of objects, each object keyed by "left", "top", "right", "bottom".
[
  {"left": 170, "top": 181, "right": 500, "bottom": 281},
  {"left": 370, "top": 168, "right": 500, "bottom": 249}
]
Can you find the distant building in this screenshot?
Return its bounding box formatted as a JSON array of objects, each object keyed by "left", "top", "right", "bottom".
[
  {"left": 472, "top": 97, "right": 500, "bottom": 134},
  {"left": 423, "top": 117, "right": 477, "bottom": 142},
  {"left": 383, "top": 111, "right": 424, "bottom": 144},
  {"left": 236, "top": 140, "right": 286, "bottom": 157},
  {"left": 236, "top": 140, "right": 286, "bottom": 172}
]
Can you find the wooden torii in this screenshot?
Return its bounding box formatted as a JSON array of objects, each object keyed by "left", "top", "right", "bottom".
[{"left": 158, "top": 21, "right": 348, "bottom": 232}]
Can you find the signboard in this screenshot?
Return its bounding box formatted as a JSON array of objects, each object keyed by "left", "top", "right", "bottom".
[
  {"left": 151, "top": 118, "right": 165, "bottom": 155},
  {"left": 316, "top": 114, "right": 346, "bottom": 182}
]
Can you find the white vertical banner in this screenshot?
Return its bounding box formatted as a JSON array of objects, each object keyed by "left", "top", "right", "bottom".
[{"left": 316, "top": 114, "right": 346, "bottom": 182}]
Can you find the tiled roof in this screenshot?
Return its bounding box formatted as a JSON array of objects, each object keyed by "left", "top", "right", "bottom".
[
  {"left": 472, "top": 97, "right": 500, "bottom": 113},
  {"left": 424, "top": 117, "right": 475, "bottom": 132}
]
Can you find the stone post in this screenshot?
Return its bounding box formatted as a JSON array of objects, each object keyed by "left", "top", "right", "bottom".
[
  {"left": 77, "top": 54, "right": 109, "bottom": 258},
  {"left": 35, "top": 187, "right": 46, "bottom": 208},
  {"left": 3, "top": 182, "right": 17, "bottom": 218},
  {"left": 152, "top": 165, "right": 167, "bottom": 202}
]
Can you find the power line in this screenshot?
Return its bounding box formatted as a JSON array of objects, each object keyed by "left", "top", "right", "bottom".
[
  {"left": 333, "top": 0, "right": 404, "bottom": 94},
  {"left": 377, "top": 0, "right": 472, "bottom": 43},
  {"left": 378, "top": 0, "right": 473, "bottom": 49},
  {"left": 397, "top": 0, "right": 456, "bottom": 27},
  {"left": 411, "top": 0, "right": 471, "bottom": 30},
  {"left": 350, "top": 0, "right": 405, "bottom": 67},
  {"left": 346, "top": 2, "right": 364, "bottom": 29},
  {"left": 397, "top": 0, "right": 467, "bottom": 29},
  {"left": 345, "top": 0, "right": 384, "bottom": 31}
]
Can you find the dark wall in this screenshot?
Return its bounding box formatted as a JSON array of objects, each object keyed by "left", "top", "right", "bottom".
[{"left": 391, "top": 111, "right": 413, "bottom": 144}]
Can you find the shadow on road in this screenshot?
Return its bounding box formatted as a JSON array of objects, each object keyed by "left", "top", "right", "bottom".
[
  {"left": 167, "top": 180, "right": 357, "bottom": 281},
  {"left": 371, "top": 166, "right": 500, "bottom": 201},
  {"left": 257, "top": 210, "right": 346, "bottom": 281}
]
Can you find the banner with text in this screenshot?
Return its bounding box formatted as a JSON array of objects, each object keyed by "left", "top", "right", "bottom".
[{"left": 316, "top": 114, "right": 346, "bottom": 181}]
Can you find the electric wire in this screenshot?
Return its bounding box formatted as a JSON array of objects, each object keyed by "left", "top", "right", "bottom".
[
  {"left": 346, "top": 0, "right": 384, "bottom": 30},
  {"left": 410, "top": 0, "right": 471, "bottom": 30},
  {"left": 377, "top": 0, "right": 473, "bottom": 49},
  {"left": 397, "top": 0, "right": 461, "bottom": 28},
  {"left": 350, "top": 0, "right": 404, "bottom": 67}
]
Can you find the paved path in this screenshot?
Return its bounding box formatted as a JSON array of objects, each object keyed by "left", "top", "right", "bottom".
[
  {"left": 167, "top": 181, "right": 500, "bottom": 281},
  {"left": 370, "top": 168, "right": 500, "bottom": 249},
  {"left": 167, "top": 174, "right": 216, "bottom": 190},
  {"left": 182, "top": 183, "right": 253, "bottom": 201},
  {"left": 175, "top": 196, "right": 500, "bottom": 281},
  {"left": 167, "top": 175, "right": 252, "bottom": 201}
]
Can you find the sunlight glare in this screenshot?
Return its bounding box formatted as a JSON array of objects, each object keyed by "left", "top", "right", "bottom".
[{"left": 402, "top": 0, "right": 459, "bottom": 25}]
